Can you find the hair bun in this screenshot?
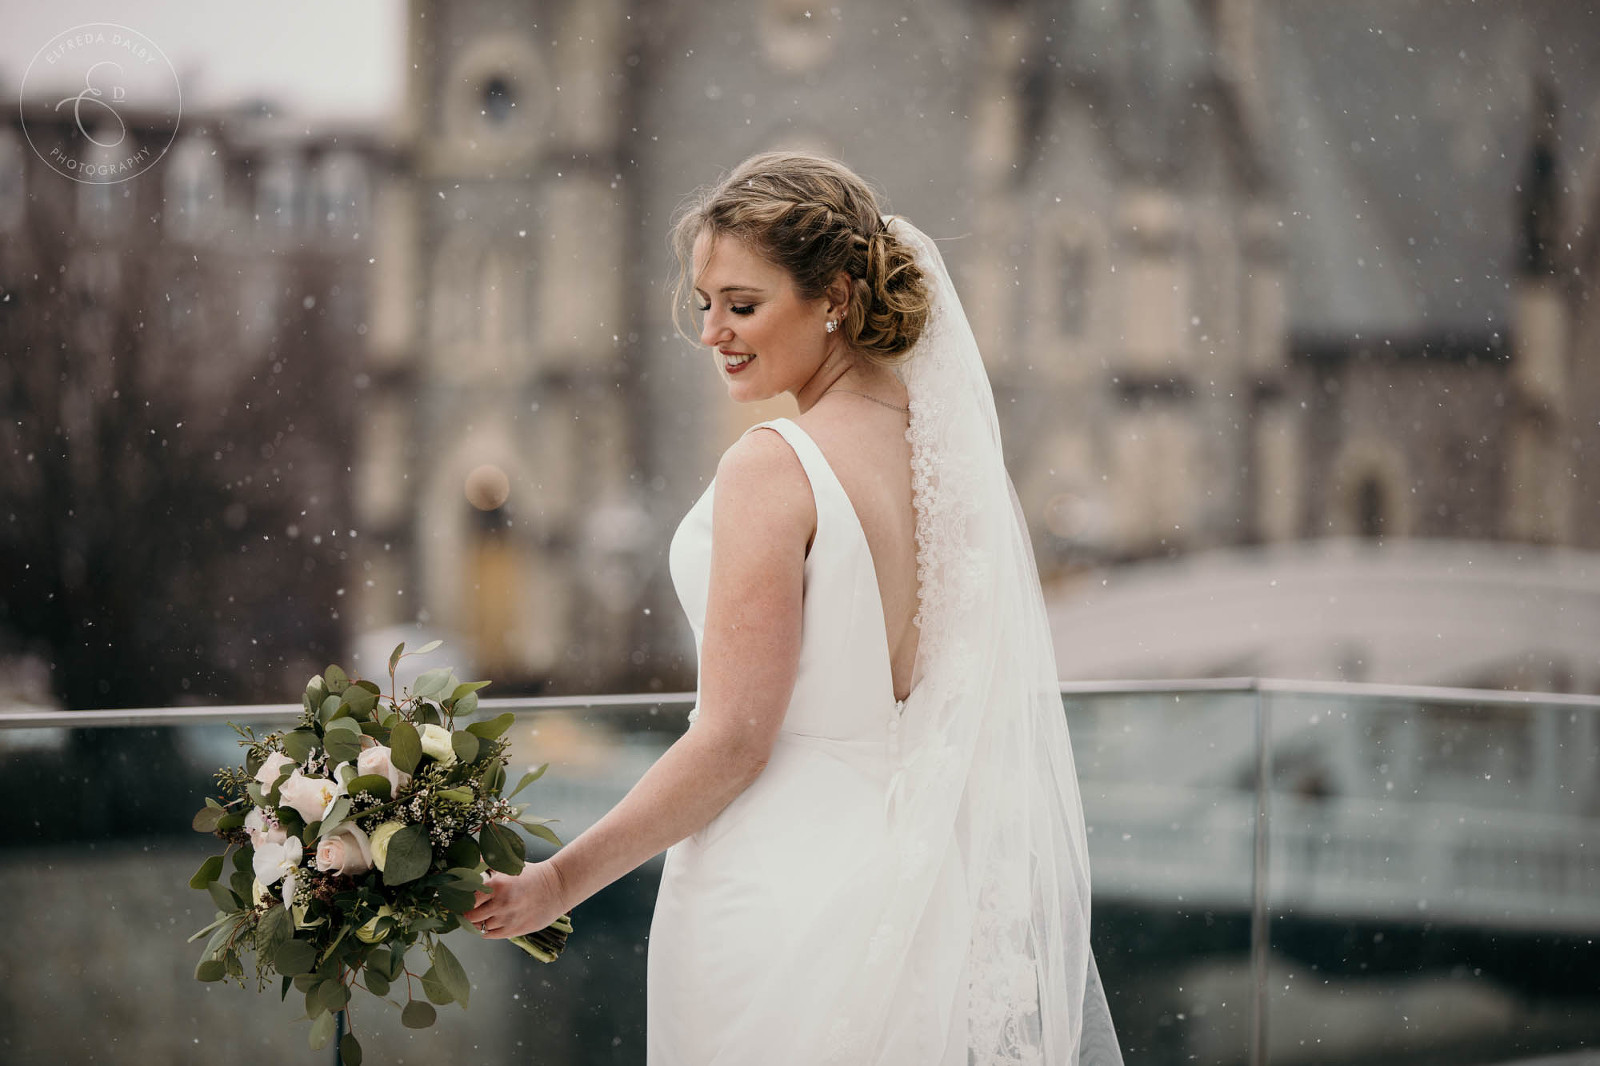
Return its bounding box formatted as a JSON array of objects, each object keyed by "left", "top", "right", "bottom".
[{"left": 671, "top": 152, "right": 932, "bottom": 366}]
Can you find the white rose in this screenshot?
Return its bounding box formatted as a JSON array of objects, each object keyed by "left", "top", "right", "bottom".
[
  {"left": 278, "top": 770, "right": 344, "bottom": 823},
  {"left": 244, "top": 807, "right": 288, "bottom": 848},
  {"left": 252, "top": 835, "right": 304, "bottom": 888},
  {"left": 367, "top": 821, "right": 406, "bottom": 872},
  {"left": 314, "top": 824, "right": 374, "bottom": 876},
  {"left": 419, "top": 724, "right": 457, "bottom": 767},
  {"left": 356, "top": 744, "right": 412, "bottom": 794},
  {"left": 254, "top": 751, "right": 296, "bottom": 791}
]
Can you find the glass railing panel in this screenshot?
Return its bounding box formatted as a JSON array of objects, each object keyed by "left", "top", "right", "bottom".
[
  {"left": 1064, "top": 689, "right": 1262, "bottom": 1066},
  {"left": 0, "top": 702, "right": 688, "bottom": 1066},
  {"left": 1262, "top": 690, "right": 1600, "bottom": 1066}
]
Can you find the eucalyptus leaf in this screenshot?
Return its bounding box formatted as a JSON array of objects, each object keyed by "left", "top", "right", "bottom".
[
  {"left": 449, "top": 680, "right": 493, "bottom": 702},
  {"left": 443, "top": 836, "right": 480, "bottom": 869},
  {"left": 381, "top": 824, "right": 432, "bottom": 886},
  {"left": 308, "top": 1008, "right": 336, "bottom": 1051},
  {"left": 229, "top": 869, "right": 254, "bottom": 907},
  {"left": 450, "top": 731, "right": 480, "bottom": 764},
  {"left": 324, "top": 716, "right": 361, "bottom": 736},
  {"left": 413, "top": 638, "right": 444, "bottom": 656},
  {"left": 195, "top": 958, "right": 226, "bottom": 982},
  {"left": 304, "top": 676, "right": 329, "bottom": 712},
  {"left": 319, "top": 694, "right": 343, "bottom": 722},
  {"left": 257, "top": 905, "right": 293, "bottom": 962},
  {"left": 520, "top": 820, "right": 564, "bottom": 848},
  {"left": 246, "top": 782, "right": 268, "bottom": 807},
  {"left": 341, "top": 685, "right": 378, "bottom": 717},
  {"left": 388, "top": 641, "right": 406, "bottom": 675},
  {"left": 412, "top": 667, "right": 453, "bottom": 700},
  {"left": 323, "top": 732, "right": 363, "bottom": 766},
  {"left": 453, "top": 691, "right": 479, "bottom": 718},
  {"left": 466, "top": 712, "right": 515, "bottom": 741},
  {"left": 207, "top": 882, "right": 240, "bottom": 912},
  {"left": 273, "top": 938, "right": 318, "bottom": 976},
  {"left": 390, "top": 721, "right": 422, "bottom": 775},
  {"left": 191, "top": 806, "right": 224, "bottom": 834},
  {"left": 508, "top": 763, "right": 549, "bottom": 799},
  {"left": 214, "top": 811, "right": 246, "bottom": 833},
  {"left": 188, "top": 854, "right": 224, "bottom": 890},
  {"left": 317, "top": 797, "right": 352, "bottom": 840},
  {"left": 232, "top": 846, "right": 254, "bottom": 874},
  {"left": 364, "top": 969, "right": 390, "bottom": 998},
  {"left": 420, "top": 965, "right": 454, "bottom": 1005},
  {"left": 479, "top": 821, "right": 526, "bottom": 875},
  {"left": 282, "top": 730, "right": 319, "bottom": 763},
  {"left": 308, "top": 977, "right": 349, "bottom": 1018},
  {"left": 435, "top": 885, "right": 477, "bottom": 913},
  {"left": 324, "top": 664, "right": 350, "bottom": 695},
  {"left": 346, "top": 774, "right": 392, "bottom": 800},
  {"left": 401, "top": 1000, "right": 436, "bottom": 1029},
  {"left": 340, "top": 1032, "right": 364, "bottom": 1066}
]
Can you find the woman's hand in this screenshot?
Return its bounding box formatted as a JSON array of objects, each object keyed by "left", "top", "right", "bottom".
[{"left": 463, "top": 861, "right": 567, "bottom": 939}]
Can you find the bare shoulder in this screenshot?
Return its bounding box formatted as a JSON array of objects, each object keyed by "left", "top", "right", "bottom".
[{"left": 713, "top": 426, "right": 816, "bottom": 543}]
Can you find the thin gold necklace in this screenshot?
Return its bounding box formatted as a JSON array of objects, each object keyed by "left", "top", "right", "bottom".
[{"left": 825, "top": 388, "right": 910, "bottom": 415}]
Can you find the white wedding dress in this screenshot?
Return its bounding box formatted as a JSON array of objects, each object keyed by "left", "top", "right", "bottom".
[{"left": 647, "top": 221, "right": 1121, "bottom": 1065}]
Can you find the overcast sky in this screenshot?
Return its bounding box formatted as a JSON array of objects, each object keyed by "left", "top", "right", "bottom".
[{"left": 0, "top": 0, "right": 405, "bottom": 122}]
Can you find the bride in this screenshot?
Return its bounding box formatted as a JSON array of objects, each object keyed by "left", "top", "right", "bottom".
[{"left": 465, "top": 151, "right": 1122, "bottom": 1064}]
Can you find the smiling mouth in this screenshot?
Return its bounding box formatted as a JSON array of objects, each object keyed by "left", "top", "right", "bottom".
[{"left": 723, "top": 351, "right": 755, "bottom": 369}]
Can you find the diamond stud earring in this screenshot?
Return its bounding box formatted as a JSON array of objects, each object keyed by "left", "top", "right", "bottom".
[{"left": 825, "top": 320, "right": 837, "bottom": 334}]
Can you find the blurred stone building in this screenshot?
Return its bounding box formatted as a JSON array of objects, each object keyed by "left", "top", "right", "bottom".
[
  {"left": 10, "top": 1, "right": 1593, "bottom": 699},
  {"left": 347, "top": 0, "right": 1600, "bottom": 693},
  {"left": 0, "top": 99, "right": 394, "bottom": 705}
]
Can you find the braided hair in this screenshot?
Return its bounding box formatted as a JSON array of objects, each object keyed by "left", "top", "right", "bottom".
[{"left": 672, "top": 151, "right": 930, "bottom": 365}]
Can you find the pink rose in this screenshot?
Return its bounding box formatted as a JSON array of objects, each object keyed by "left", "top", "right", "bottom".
[
  {"left": 244, "top": 807, "right": 288, "bottom": 848},
  {"left": 254, "top": 751, "right": 296, "bottom": 791},
  {"left": 356, "top": 744, "right": 411, "bottom": 795},
  {"left": 314, "top": 824, "right": 374, "bottom": 876},
  {"left": 278, "top": 769, "right": 342, "bottom": 823}
]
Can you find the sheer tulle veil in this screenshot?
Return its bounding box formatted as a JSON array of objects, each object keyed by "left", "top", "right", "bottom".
[{"left": 861, "top": 216, "right": 1123, "bottom": 1064}]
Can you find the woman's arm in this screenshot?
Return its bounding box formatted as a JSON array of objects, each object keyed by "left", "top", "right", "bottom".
[{"left": 466, "top": 427, "right": 815, "bottom": 936}]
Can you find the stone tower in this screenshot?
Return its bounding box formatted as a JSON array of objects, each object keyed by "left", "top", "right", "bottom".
[
  {"left": 353, "top": 0, "right": 641, "bottom": 690},
  {"left": 1505, "top": 80, "right": 1573, "bottom": 545}
]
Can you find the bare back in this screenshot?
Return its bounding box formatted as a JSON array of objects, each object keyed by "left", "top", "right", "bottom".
[{"left": 793, "top": 399, "right": 921, "bottom": 701}]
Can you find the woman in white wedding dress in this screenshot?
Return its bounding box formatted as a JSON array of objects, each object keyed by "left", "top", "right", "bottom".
[{"left": 465, "top": 152, "right": 1121, "bottom": 1065}]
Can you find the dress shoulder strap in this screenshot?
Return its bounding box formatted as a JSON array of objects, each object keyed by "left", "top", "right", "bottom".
[{"left": 741, "top": 417, "right": 854, "bottom": 528}]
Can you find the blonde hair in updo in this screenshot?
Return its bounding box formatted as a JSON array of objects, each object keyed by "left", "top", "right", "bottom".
[{"left": 671, "top": 151, "right": 930, "bottom": 365}]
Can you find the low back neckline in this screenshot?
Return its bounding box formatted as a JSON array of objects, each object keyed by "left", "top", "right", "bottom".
[{"left": 756, "top": 417, "right": 919, "bottom": 707}]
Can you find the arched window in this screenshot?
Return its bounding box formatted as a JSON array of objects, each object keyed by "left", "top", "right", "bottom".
[
  {"left": 163, "top": 135, "right": 223, "bottom": 240},
  {"left": 312, "top": 150, "right": 368, "bottom": 235},
  {"left": 466, "top": 500, "right": 521, "bottom": 679},
  {"left": 1356, "top": 476, "right": 1386, "bottom": 538},
  {"left": 0, "top": 130, "right": 26, "bottom": 232},
  {"left": 257, "top": 151, "right": 303, "bottom": 231}
]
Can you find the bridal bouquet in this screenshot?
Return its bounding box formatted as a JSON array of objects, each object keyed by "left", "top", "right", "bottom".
[{"left": 187, "top": 641, "right": 570, "bottom": 1061}]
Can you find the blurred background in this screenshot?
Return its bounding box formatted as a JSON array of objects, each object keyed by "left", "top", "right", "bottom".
[{"left": 2, "top": 2, "right": 1599, "bottom": 1064}]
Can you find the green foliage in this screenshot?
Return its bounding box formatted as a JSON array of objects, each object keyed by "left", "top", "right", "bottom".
[
  {"left": 401, "top": 1000, "right": 436, "bottom": 1030},
  {"left": 189, "top": 854, "right": 223, "bottom": 890},
  {"left": 479, "top": 821, "right": 525, "bottom": 875},
  {"left": 185, "top": 643, "right": 571, "bottom": 1045},
  {"left": 381, "top": 824, "right": 432, "bottom": 887}
]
